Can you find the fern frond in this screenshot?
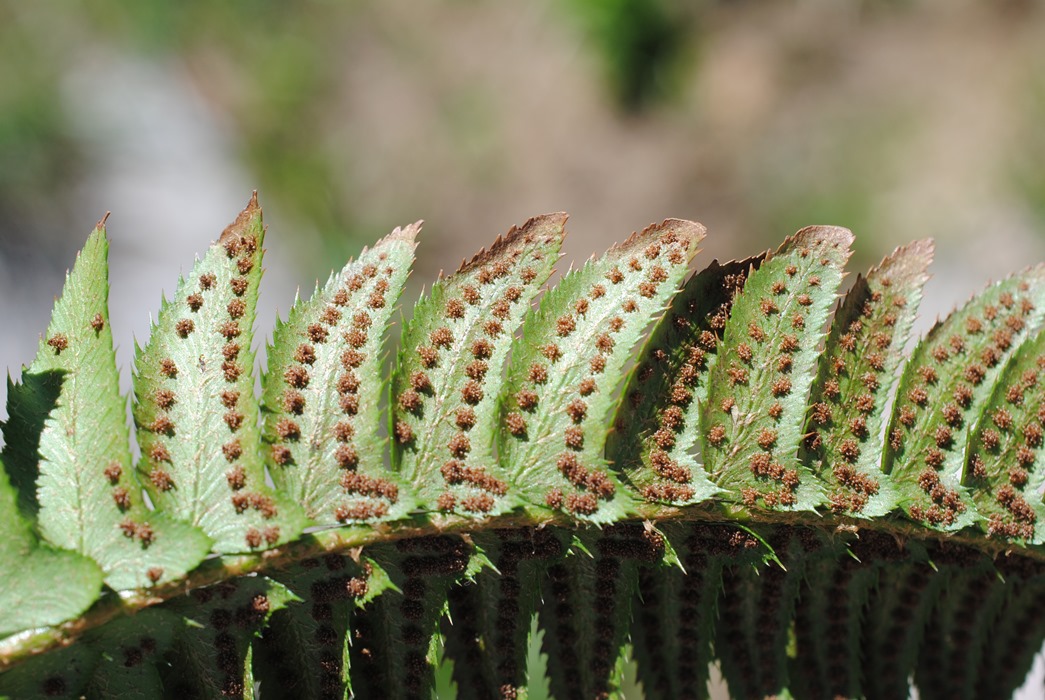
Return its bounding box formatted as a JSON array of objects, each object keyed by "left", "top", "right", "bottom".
[
  {"left": 499, "top": 219, "right": 704, "bottom": 522},
  {"left": 133, "top": 194, "right": 306, "bottom": 552},
  {"left": 393, "top": 214, "right": 564, "bottom": 516},
  {"left": 7, "top": 198, "right": 1045, "bottom": 698},
  {"left": 860, "top": 541, "right": 939, "bottom": 700},
  {"left": 442, "top": 528, "right": 564, "bottom": 698},
  {"left": 884, "top": 265, "right": 1045, "bottom": 530},
  {"left": 701, "top": 226, "right": 854, "bottom": 511},
  {"left": 962, "top": 326, "right": 1045, "bottom": 542},
  {"left": 913, "top": 549, "right": 1000, "bottom": 700},
  {"left": 3, "top": 225, "right": 210, "bottom": 589},
  {"left": 713, "top": 528, "right": 810, "bottom": 698},
  {"left": 253, "top": 553, "right": 388, "bottom": 699},
  {"left": 262, "top": 222, "right": 419, "bottom": 526},
  {"left": 609, "top": 256, "right": 763, "bottom": 506},
  {"left": 163, "top": 576, "right": 297, "bottom": 699},
  {"left": 802, "top": 239, "right": 934, "bottom": 518},
  {"left": 348, "top": 537, "right": 482, "bottom": 699},
  {"left": 0, "top": 457, "right": 103, "bottom": 638},
  {"left": 628, "top": 523, "right": 727, "bottom": 699}
]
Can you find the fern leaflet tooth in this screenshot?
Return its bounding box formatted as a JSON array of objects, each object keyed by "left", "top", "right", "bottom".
[
  {"left": 262, "top": 222, "right": 419, "bottom": 526},
  {"left": 392, "top": 214, "right": 565, "bottom": 516},
  {"left": 884, "top": 264, "right": 1045, "bottom": 530},
  {"left": 500, "top": 219, "right": 705, "bottom": 522},
  {"left": 802, "top": 239, "right": 934, "bottom": 518},
  {"left": 609, "top": 256, "right": 764, "bottom": 507},
  {"left": 1, "top": 225, "right": 210, "bottom": 589},
  {"left": 133, "top": 194, "right": 306, "bottom": 553},
  {"left": 701, "top": 226, "right": 854, "bottom": 511}
]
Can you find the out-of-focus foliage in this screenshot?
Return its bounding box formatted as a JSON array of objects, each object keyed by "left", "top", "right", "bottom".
[{"left": 561, "top": 0, "right": 696, "bottom": 111}]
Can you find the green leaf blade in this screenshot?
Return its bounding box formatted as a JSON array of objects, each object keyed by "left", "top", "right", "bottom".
[
  {"left": 500, "top": 220, "right": 704, "bottom": 521},
  {"left": 255, "top": 553, "right": 385, "bottom": 699},
  {"left": 133, "top": 195, "right": 305, "bottom": 553},
  {"left": 0, "top": 456, "right": 103, "bottom": 638},
  {"left": 349, "top": 537, "right": 478, "bottom": 699},
  {"left": 884, "top": 265, "right": 1045, "bottom": 530},
  {"left": 538, "top": 528, "right": 662, "bottom": 700},
  {"left": 802, "top": 239, "right": 934, "bottom": 518},
  {"left": 630, "top": 523, "right": 731, "bottom": 700},
  {"left": 442, "top": 528, "right": 565, "bottom": 698},
  {"left": 82, "top": 609, "right": 182, "bottom": 700},
  {"left": 701, "top": 226, "right": 854, "bottom": 511},
  {"left": 262, "top": 223, "right": 418, "bottom": 527},
  {"left": 961, "top": 327, "right": 1045, "bottom": 543},
  {"left": 4, "top": 226, "right": 210, "bottom": 589},
  {"left": 393, "top": 214, "right": 564, "bottom": 515},
  {"left": 163, "top": 576, "right": 298, "bottom": 700},
  {"left": 608, "top": 257, "right": 763, "bottom": 506}
]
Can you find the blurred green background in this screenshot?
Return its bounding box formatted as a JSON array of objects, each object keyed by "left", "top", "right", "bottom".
[{"left": 3, "top": 0, "right": 1045, "bottom": 696}]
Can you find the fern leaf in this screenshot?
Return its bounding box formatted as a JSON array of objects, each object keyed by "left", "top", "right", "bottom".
[
  {"left": 0, "top": 604, "right": 177, "bottom": 699},
  {"left": 500, "top": 220, "right": 704, "bottom": 521},
  {"left": 913, "top": 551, "right": 1000, "bottom": 700},
  {"left": 254, "top": 554, "right": 388, "bottom": 699},
  {"left": 2, "top": 226, "right": 210, "bottom": 589},
  {"left": 392, "top": 214, "right": 564, "bottom": 515},
  {"left": 701, "top": 227, "right": 854, "bottom": 511},
  {"left": 859, "top": 542, "right": 940, "bottom": 700},
  {"left": 538, "top": 527, "right": 664, "bottom": 700},
  {"left": 802, "top": 240, "right": 934, "bottom": 518},
  {"left": 442, "top": 528, "right": 564, "bottom": 699},
  {"left": 82, "top": 609, "right": 181, "bottom": 700},
  {"left": 884, "top": 266, "right": 1045, "bottom": 530},
  {"left": 163, "top": 576, "right": 298, "bottom": 699},
  {"left": 713, "top": 527, "right": 802, "bottom": 700},
  {"left": 262, "top": 223, "right": 419, "bottom": 526},
  {"left": 788, "top": 533, "right": 889, "bottom": 700},
  {"left": 630, "top": 523, "right": 741, "bottom": 700},
  {"left": 961, "top": 326, "right": 1045, "bottom": 542},
  {"left": 608, "top": 257, "right": 762, "bottom": 506},
  {"left": 132, "top": 194, "right": 306, "bottom": 553},
  {"left": 0, "top": 635, "right": 97, "bottom": 699},
  {"left": 348, "top": 537, "right": 479, "bottom": 699},
  {"left": 973, "top": 562, "right": 1045, "bottom": 698},
  {"left": 0, "top": 457, "right": 103, "bottom": 638}
]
